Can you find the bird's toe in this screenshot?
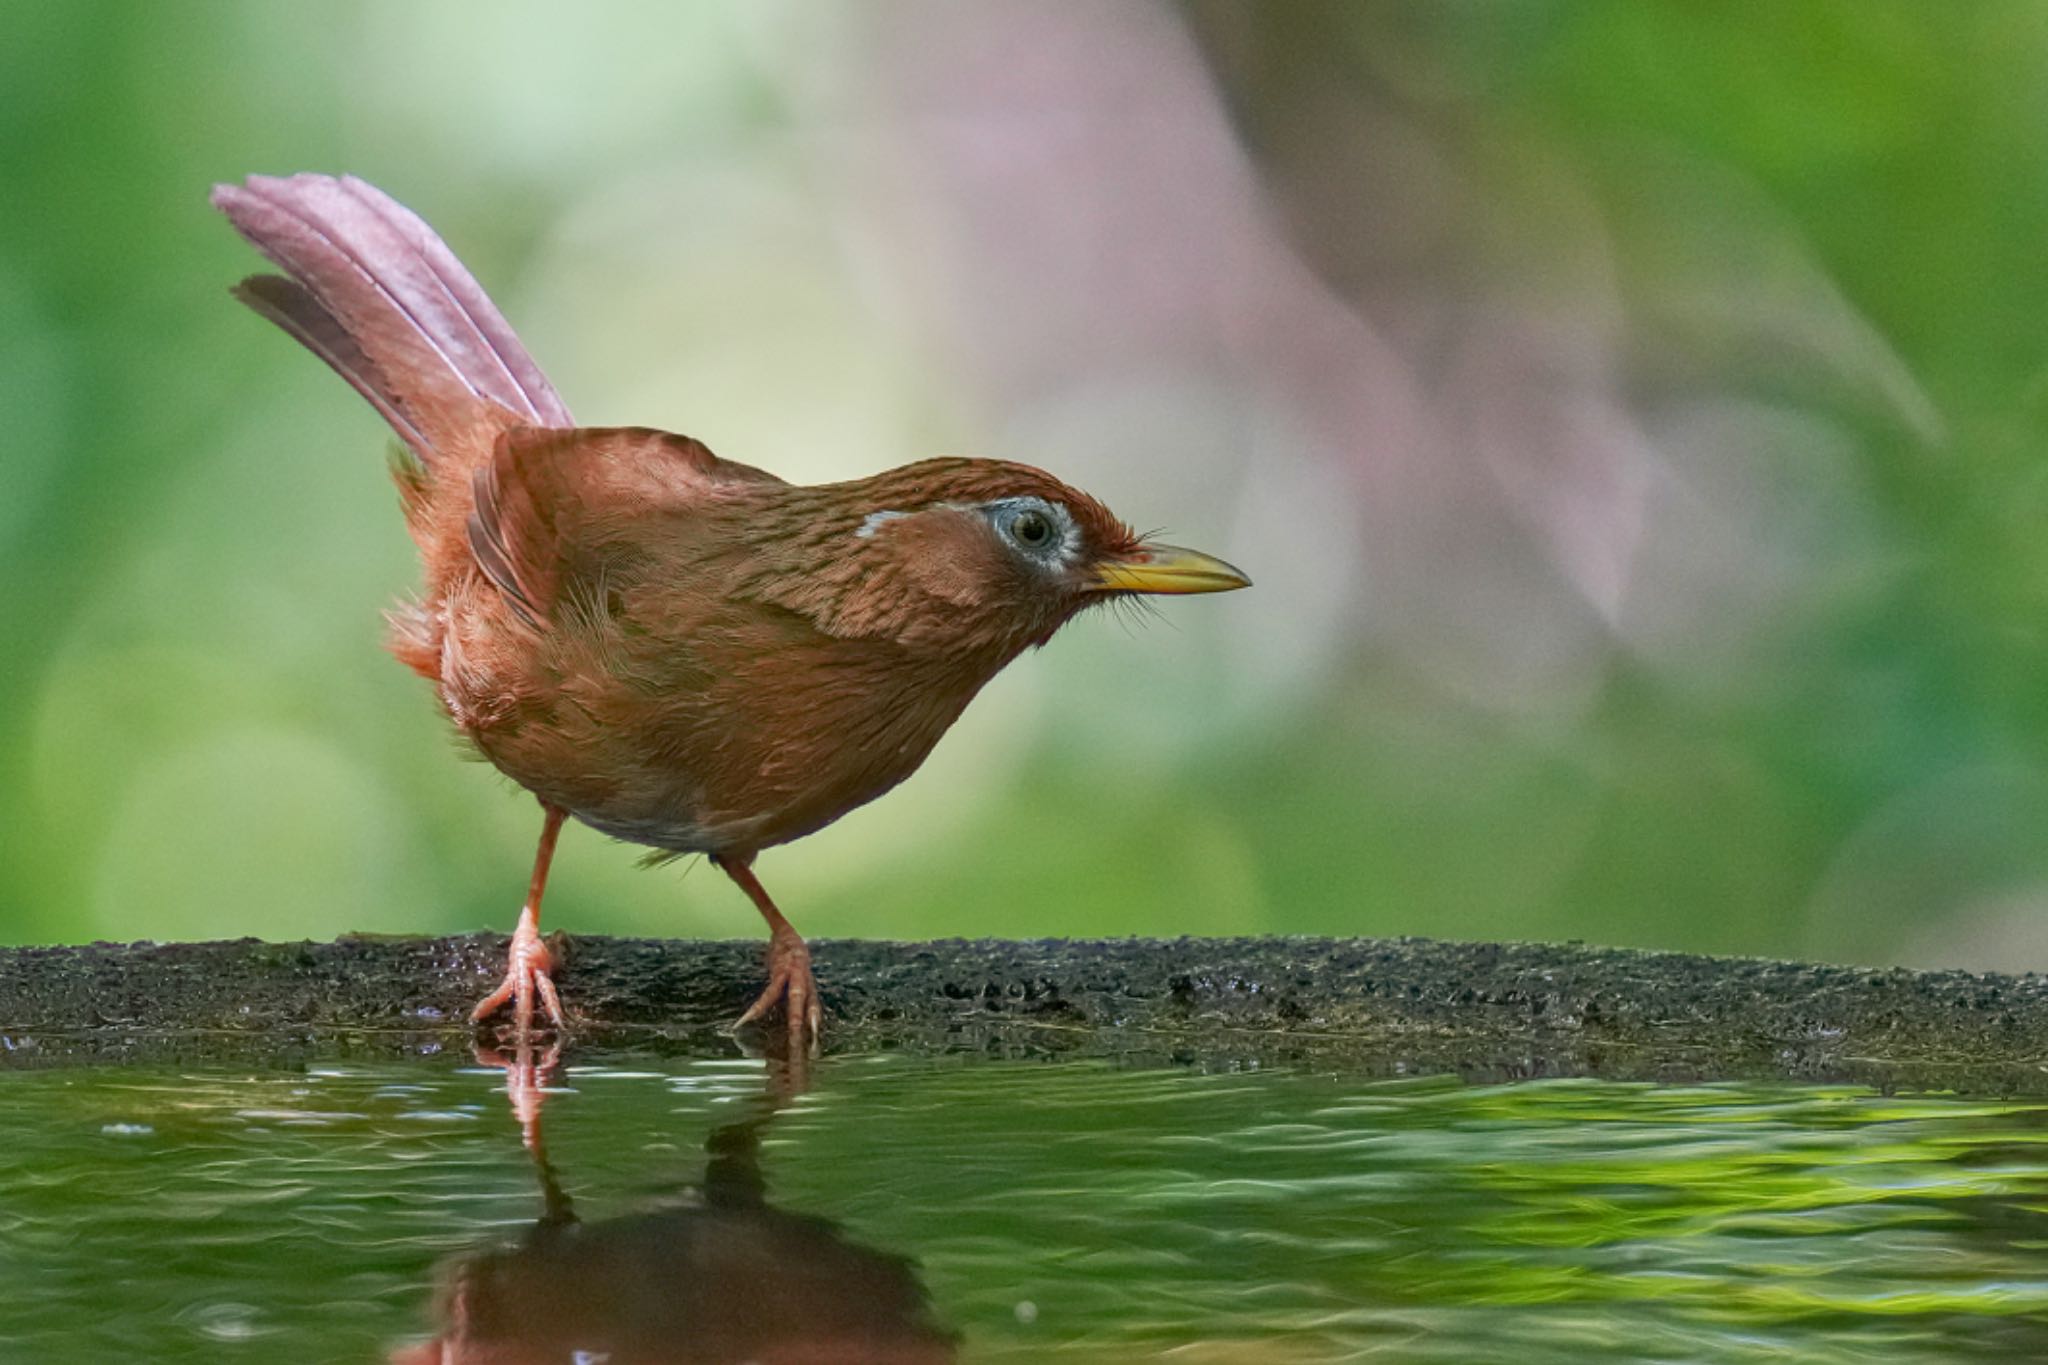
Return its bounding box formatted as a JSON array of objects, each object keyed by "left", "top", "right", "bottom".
[{"left": 472, "top": 927, "right": 567, "bottom": 1033}]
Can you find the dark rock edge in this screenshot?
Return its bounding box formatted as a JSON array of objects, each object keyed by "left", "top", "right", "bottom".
[{"left": 4, "top": 934, "right": 2045, "bottom": 1094}]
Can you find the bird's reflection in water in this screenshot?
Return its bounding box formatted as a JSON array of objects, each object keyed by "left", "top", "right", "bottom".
[{"left": 391, "top": 1042, "right": 957, "bottom": 1365}]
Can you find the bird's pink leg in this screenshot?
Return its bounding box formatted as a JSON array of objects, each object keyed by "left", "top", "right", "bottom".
[
  {"left": 714, "top": 854, "right": 822, "bottom": 1044},
  {"left": 472, "top": 803, "right": 569, "bottom": 1035}
]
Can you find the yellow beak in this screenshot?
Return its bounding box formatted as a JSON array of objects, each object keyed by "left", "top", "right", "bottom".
[{"left": 1091, "top": 543, "right": 1252, "bottom": 595}]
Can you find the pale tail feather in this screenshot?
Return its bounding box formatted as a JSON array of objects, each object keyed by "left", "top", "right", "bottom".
[{"left": 211, "top": 173, "right": 572, "bottom": 462}]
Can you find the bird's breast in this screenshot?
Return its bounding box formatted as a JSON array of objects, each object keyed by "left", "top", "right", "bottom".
[{"left": 450, "top": 595, "right": 1004, "bottom": 858}]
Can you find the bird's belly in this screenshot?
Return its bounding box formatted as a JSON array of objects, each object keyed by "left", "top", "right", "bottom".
[
  {"left": 568, "top": 806, "right": 722, "bottom": 854},
  {"left": 465, "top": 728, "right": 751, "bottom": 855},
  {"left": 563, "top": 760, "right": 896, "bottom": 857},
  {"left": 475, "top": 728, "right": 832, "bottom": 856},
  {"left": 453, "top": 615, "right": 986, "bottom": 858}
]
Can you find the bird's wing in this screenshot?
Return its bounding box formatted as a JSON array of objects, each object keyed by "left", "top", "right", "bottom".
[{"left": 467, "top": 425, "right": 783, "bottom": 628}]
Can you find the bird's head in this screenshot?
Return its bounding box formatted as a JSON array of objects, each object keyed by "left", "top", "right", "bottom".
[{"left": 765, "top": 458, "right": 1250, "bottom": 657}]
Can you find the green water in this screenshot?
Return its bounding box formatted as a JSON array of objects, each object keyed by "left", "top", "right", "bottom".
[{"left": 4, "top": 1055, "right": 2047, "bottom": 1363}]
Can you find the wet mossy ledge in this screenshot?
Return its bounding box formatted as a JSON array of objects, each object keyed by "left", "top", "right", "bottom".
[{"left": 4, "top": 934, "right": 2047, "bottom": 1093}]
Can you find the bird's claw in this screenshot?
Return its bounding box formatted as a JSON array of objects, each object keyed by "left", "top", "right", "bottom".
[
  {"left": 471, "top": 910, "right": 566, "bottom": 1035},
  {"left": 735, "top": 927, "right": 821, "bottom": 1048}
]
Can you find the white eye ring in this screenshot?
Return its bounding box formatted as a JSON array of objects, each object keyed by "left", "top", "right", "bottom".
[{"left": 986, "top": 497, "right": 1077, "bottom": 564}]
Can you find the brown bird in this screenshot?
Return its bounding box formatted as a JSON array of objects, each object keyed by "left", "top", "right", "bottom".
[{"left": 211, "top": 172, "right": 1248, "bottom": 1042}]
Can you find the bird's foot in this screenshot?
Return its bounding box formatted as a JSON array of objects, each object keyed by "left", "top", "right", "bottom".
[
  {"left": 471, "top": 906, "right": 566, "bottom": 1035},
  {"left": 735, "top": 924, "right": 821, "bottom": 1046}
]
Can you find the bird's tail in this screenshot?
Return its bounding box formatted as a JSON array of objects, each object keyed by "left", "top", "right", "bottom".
[{"left": 210, "top": 173, "right": 573, "bottom": 466}]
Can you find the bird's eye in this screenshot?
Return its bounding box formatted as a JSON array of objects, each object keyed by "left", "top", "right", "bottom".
[{"left": 1011, "top": 509, "right": 1054, "bottom": 549}]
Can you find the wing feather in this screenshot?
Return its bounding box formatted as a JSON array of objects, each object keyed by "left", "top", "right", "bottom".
[{"left": 465, "top": 425, "right": 784, "bottom": 628}]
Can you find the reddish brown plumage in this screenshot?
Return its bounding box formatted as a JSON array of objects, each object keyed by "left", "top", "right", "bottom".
[{"left": 213, "top": 172, "right": 1248, "bottom": 1040}]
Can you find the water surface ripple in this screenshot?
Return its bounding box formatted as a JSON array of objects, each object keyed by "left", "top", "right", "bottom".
[{"left": 3, "top": 1056, "right": 2046, "bottom": 1362}]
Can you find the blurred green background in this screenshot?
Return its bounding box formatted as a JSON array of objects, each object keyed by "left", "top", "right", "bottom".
[{"left": 7, "top": 0, "right": 2048, "bottom": 971}]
